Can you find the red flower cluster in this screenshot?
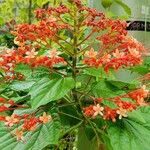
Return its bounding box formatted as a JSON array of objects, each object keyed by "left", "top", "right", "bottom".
[
  {"left": 83, "top": 85, "right": 149, "bottom": 122},
  {"left": 84, "top": 38, "right": 145, "bottom": 72},
  {"left": 0, "top": 47, "right": 66, "bottom": 79},
  {"left": 0, "top": 97, "right": 52, "bottom": 141},
  {"left": 82, "top": 5, "right": 145, "bottom": 72},
  {"left": 12, "top": 19, "right": 69, "bottom": 44}
]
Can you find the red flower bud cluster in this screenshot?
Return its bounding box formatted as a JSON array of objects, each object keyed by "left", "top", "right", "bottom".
[
  {"left": 83, "top": 85, "right": 149, "bottom": 122},
  {"left": 35, "top": 5, "right": 69, "bottom": 19}
]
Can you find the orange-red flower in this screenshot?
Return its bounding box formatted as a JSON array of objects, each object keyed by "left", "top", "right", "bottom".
[
  {"left": 5, "top": 114, "right": 20, "bottom": 127},
  {"left": 103, "top": 107, "right": 117, "bottom": 122},
  {"left": 93, "top": 104, "right": 104, "bottom": 117},
  {"left": 13, "top": 128, "right": 24, "bottom": 141},
  {"left": 116, "top": 108, "right": 128, "bottom": 119},
  {"left": 39, "top": 112, "right": 52, "bottom": 124},
  {"left": 23, "top": 117, "right": 38, "bottom": 131}
]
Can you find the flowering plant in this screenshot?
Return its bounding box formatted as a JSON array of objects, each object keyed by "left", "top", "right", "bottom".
[{"left": 0, "top": 1, "right": 150, "bottom": 150}]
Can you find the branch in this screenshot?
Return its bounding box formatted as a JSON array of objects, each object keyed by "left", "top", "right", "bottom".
[{"left": 77, "top": 31, "right": 94, "bottom": 46}]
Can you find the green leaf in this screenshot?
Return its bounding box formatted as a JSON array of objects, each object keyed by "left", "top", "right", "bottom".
[
  {"left": 32, "top": 67, "right": 50, "bottom": 79},
  {"left": 101, "top": 0, "right": 113, "bottom": 9},
  {"left": 30, "top": 77, "right": 75, "bottom": 108},
  {"left": 59, "top": 105, "right": 82, "bottom": 126},
  {"left": 0, "top": 17, "right": 4, "bottom": 25},
  {"left": 11, "top": 95, "right": 31, "bottom": 103},
  {"left": 14, "top": 64, "right": 32, "bottom": 77},
  {"left": 36, "top": 0, "right": 50, "bottom": 6},
  {"left": 130, "top": 65, "right": 149, "bottom": 75},
  {"left": 92, "top": 80, "right": 125, "bottom": 98},
  {"left": 115, "top": 69, "right": 139, "bottom": 82},
  {"left": 106, "top": 11, "right": 116, "bottom": 18},
  {"left": 0, "top": 82, "right": 8, "bottom": 93},
  {"left": 13, "top": 108, "right": 35, "bottom": 116},
  {"left": 84, "top": 67, "right": 106, "bottom": 79},
  {"left": 128, "top": 110, "right": 146, "bottom": 124},
  {"left": 77, "top": 127, "right": 99, "bottom": 150},
  {"left": 144, "top": 57, "right": 150, "bottom": 66},
  {"left": 114, "top": 0, "right": 131, "bottom": 16},
  {"left": 107, "top": 106, "right": 150, "bottom": 150},
  {"left": 0, "top": 121, "right": 61, "bottom": 150},
  {"left": 92, "top": 80, "right": 125, "bottom": 108},
  {"left": 107, "top": 79, "right": 139, "bottom": 90},
  {"left": 77, "top": 74, "right": 95, "bottom": 91},
  {"left": 10, "top": 80, "right": 35, "bottom": 91}
]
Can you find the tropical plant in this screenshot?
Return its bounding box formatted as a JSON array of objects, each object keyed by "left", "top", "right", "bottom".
[{"left": 0, "top": 0, "right": 150, "bottom": 150}]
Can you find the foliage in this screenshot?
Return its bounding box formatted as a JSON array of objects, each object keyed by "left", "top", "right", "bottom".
[
  {"left": 0, "top": 0, "right": 150, "bottom": 150},
  {"left": 100, "top": 0, "right": 131, "bottom": 19}
]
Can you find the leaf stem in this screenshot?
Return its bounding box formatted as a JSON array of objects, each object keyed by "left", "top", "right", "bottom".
[{"left": 58, "top": 112, "right": 83, "bottom": 121}]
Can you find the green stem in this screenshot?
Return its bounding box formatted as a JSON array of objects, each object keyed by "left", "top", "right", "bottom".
[
  {"left": 53, "top": 0, "right": 56, "bottom": 6},
  {"left": 58, "top": 112, "right": 83, "bottom": 121},
  {"left": 60, "top": 121, "right": 83, "bottom": 139},
  {"left": 77, "top": 31, "right": 94, "bottom": 46},
  {"left": 28, "top": 0, "right": 32, "bottom": 24},
  {"left": 49, "top": 68, "right": 66, "bottom": 77},
  {"left": 72, "top": 6, "right": 78, "bottom": 102},
  {"left": 83, "top": 115, "right": 101, "bottom": 148}
]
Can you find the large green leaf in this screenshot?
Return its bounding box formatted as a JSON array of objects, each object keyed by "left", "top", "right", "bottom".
[
  {"left": 10, "top": 80, "right": 35, "bottom": 91},
  {"left": 107, "top": 107, "right": 150, "bottom": 150},
  {"left": 115, "top": 69, "right": 139, "bottom": 82},
  {"left": 84, "top": 67, "right": 109, "bottom": 80},
  {"left": 92, "top": 80, "right": 125, "bottom": 98},
  {"left": 30, "top": 77, "right": 75, "bottom": 108},
  {"left": 107, "top": 79, "right": 139, "bottom": 90},
  {"left": 14, "top": 64, "right": 51, "bottom": 80},
  {"left": 77, "top": 127, "right": 99, "bottom": 150},
  {"left": 92, "top": 80, "right": 125, "bottom": 108},
  {"left": 130, "top": 65, "right": 150, "bottom": 75},
  {"left": 0, "top": 121, "right": 61, "bottom": 150}
]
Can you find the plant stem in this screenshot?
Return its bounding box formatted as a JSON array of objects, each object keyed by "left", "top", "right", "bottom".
[
  {"left": 28, "top": 0, "right": 32, "bottom": 24},
  {"left": 77, "top": 31, "right": 94, "bottom": 46},
  {"left": 83, "top": 115, "right": 100, "bottom": 148},
  {"left": 58, "top": 112, "right": 83, "bottom": 121},
  {"left": 53, "top": 0, "right": 56, "bottom": 6},
  {"left": 72, "top": 6, "right": 78, "bottom": 102}
]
